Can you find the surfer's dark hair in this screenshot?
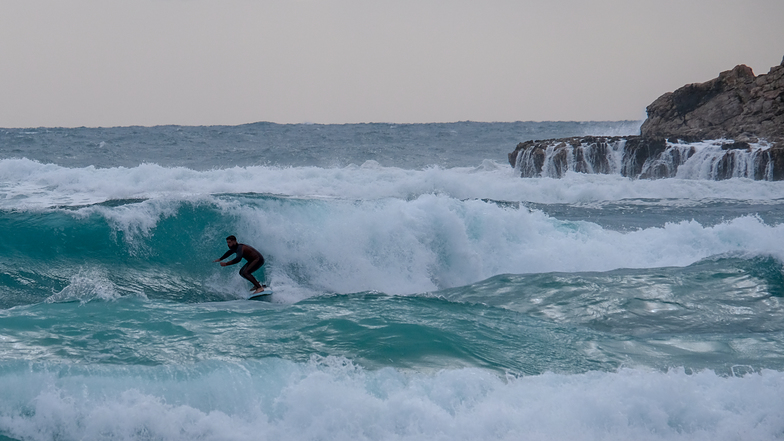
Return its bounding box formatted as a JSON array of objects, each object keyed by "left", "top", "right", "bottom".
[{"left": 226, "top": 235, "right": 237, "bottom": 241}]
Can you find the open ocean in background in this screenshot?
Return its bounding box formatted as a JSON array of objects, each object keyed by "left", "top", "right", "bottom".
[{"left": 2, "top": 121, "right": 784, "bottom": 440}]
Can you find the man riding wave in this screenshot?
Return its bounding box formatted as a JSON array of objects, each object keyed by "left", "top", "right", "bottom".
[{"left": 214, "top": 235, "right": 266, "bottom": 294}]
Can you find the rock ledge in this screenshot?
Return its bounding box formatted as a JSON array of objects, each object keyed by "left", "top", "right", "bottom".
[{"left": 640, "top": 58, "right": 784, "bottom": 143}]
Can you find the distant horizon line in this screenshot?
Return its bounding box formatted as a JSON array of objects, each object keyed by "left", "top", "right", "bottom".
[{"left": 1, "top": 119, "right": 645, "bottom": 130}]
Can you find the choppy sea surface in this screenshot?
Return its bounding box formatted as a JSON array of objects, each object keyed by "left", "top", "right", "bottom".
[{"left": 2, "top": 121, "right": 784, "bottom": 441}]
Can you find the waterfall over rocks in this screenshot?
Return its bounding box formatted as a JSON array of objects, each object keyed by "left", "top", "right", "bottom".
[{"left": 509, "top": 137, "right": 781, "bottom": 180}]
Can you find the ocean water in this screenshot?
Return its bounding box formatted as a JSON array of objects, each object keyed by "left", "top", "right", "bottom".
[{"left": 1, "top": 121, "right": 784, "bottom": 441}]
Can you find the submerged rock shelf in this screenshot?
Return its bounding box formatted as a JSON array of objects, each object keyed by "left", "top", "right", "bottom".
[{"left": 508, "top": 136, "right": 783, "bottom": 180}]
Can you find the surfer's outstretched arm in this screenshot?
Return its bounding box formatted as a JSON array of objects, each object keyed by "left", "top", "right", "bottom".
[
  {"left": 215, "top": 248, "right": 235, "bottom": 262},
  {"left": 215, "top": 246, "right": 243, "bottom": 266}
]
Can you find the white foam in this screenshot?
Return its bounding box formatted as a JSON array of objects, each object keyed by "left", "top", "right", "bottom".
[
  {"left": 36, "top": 191, "right": 784, "bottom": 297},
  {"left": 45, "top": 268, "right": 123, "bottom": 304},
  {"left": 2, "top": 158, "right": 783, "bottom": 210},
  {"left": 1, "top": 359, "right": 782, "bottom": 441},
  {"left": 4, "top": 159, "right": 783, "bottom": 295},
  {"left": 673, "top": 139, "right": 773, "bottom": 180},
  {"left": 226, "top": 195, "right": 784, "bottom": 294}
]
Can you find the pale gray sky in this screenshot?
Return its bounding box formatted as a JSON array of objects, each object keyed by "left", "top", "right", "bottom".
[{"left": 1, "top": 0, "right": 783, "bottom": 127}]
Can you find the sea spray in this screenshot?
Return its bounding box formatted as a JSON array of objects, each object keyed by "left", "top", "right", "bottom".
[{"left": 1, "top": 359, "right": 783, "bottom": 441}]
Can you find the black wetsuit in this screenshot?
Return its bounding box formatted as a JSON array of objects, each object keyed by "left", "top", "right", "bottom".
[{"left": 218, "top": 243, "right": 265, "bottom": 288}]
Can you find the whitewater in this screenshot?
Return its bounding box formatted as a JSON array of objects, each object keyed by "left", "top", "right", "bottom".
[{"left": 1, "top": 121, "right": 784, "bottom": 441}]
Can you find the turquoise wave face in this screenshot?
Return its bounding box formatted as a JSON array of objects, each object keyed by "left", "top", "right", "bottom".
[
  {"left": 2, "top": 257, "right": 783, "bottom": 374},
  {"left": 0, "top": 201, "right": 225, "bottom": 307},
  {"left": 2, "top": 192, "right": 783, "bottom": 376},
  {"left": 2, "top": 194, "right": 784, "bottom": 306},
  {"left": 0, "top": 294, "right": 599, "bottom": 373}
]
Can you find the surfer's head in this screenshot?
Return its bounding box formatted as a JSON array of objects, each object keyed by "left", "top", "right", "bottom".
[{"left": 226, "top": 235, "right": 238, "bottom": 249}]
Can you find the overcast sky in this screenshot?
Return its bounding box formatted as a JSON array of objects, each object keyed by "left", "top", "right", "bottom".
[{"left": 1, "top": 0, "right": 783, "bottom": 127}]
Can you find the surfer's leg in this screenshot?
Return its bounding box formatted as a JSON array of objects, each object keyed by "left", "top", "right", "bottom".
[{"left": 239, "top": 259, "right": 263, "bottom": 290}]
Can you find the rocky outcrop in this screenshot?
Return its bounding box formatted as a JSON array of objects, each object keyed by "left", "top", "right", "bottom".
[
  {"left": 509, "top": 136, "right": 628, "bottom": 178},
  {"left": 509, "top": 57, "right": 784, "bottom": 180},
  {"left": 640, "top": 58, "right": 784, "bottom": 143},
  {"left": 508, "top": 136, "right": 783, "bottom": 180}
]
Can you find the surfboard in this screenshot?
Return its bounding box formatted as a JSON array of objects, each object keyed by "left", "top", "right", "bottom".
[{"left": 248, "top": 289, "right": 272, "bottom": 301}]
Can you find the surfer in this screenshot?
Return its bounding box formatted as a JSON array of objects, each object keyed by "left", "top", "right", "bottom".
[{"left": 214, "top": 235, "right": 266, "bottom": 294}]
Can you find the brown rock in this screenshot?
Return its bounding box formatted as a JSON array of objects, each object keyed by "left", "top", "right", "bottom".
[{"left": 640, "top": 61, "right": 784, "bottom": 143}]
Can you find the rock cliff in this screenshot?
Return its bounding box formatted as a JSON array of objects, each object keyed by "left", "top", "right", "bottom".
[
  {"left": 509, "top": 58, "right": 784, "bottom": 180},
  {"left": 640, "top": 58, "right": 784, "bottom": 142}
]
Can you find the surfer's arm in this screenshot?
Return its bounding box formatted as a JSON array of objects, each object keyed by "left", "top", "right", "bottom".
[
  {"left": 214, "top": 249, "right": 236, "bottom": 262},
  {"left": 223, "top": 245, "right": 244, "bottom": 265}
]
